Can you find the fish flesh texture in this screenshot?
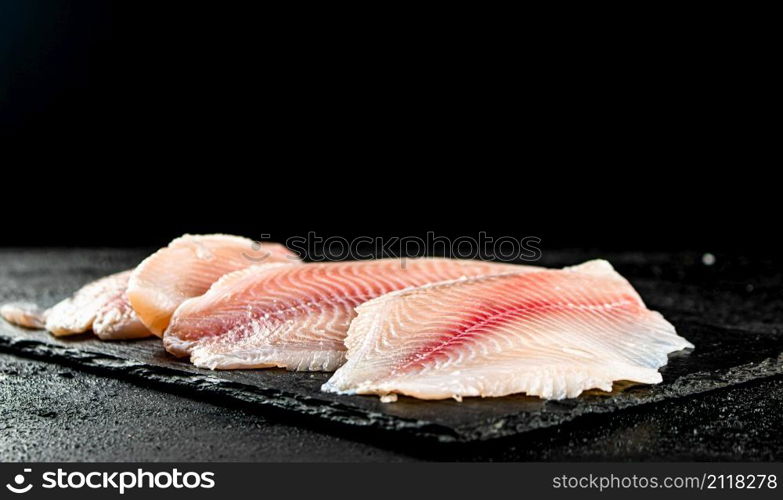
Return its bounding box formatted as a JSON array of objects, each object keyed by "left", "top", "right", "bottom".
[
  {"left": 164, "top": 258, "right": 535, "bottom": 371},
  {"left": 164, "top": 258, "right": 534, "bottom": 370},
  {"left": 2, "top": 271, "right": 151, "bottom": 340},
  {"left": 323, "top": 260, "right": 693, "bottom": 400},
  {"left": 0, "top": 302, "right": 47, "bottom": 329},
  {"left": 127, "top": 234, "right": 301, "bottom": 337},
  {"left": 45, "top": 270, "right": 150, "bottom": 339}
]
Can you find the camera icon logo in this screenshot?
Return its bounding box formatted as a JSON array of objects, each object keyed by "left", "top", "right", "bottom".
[{"left": 6, "top": 468, "right": 33, "bottom": 494}]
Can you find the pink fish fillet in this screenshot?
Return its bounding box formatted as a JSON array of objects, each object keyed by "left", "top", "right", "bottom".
[
  {"left": 2, "top": 271, "right": 151, "bottom": 340},
  {"left": 163, "top": 258, "right": 537, "bottom": 371},
  {"left": 322, "top": 260, "right": 694, "bottom": 401},
  {"left": 127, "top": 234, "right": 301, "bottom": 337}
]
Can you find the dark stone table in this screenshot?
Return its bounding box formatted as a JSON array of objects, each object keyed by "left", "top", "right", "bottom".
[
  {"left": 2, "top": 352, "right": 782, "bottom": 461},
  {"left": 1, "top": 248, "right": 781, "bottom": 461}
]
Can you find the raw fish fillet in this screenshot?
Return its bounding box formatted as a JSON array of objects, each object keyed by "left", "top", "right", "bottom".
[
  {"left": 127, "top": 234, "right": 301, "bottom": 337},
  {"left": 0, "top": 271, "right": 152, "bottom": 340},
  {"left": 46, "top": 270, "right": 150, "bottom": 339},
  {"left": 164, "top": 258, "right": 535, "bottom": 371},
  {"left": 323, "top": 260, "right": 693, "bottom": 400},
  {"left": 0, "top": 302, "right": 47, "bottom": 329}
]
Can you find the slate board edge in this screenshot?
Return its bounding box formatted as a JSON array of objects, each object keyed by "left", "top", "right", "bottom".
[
  {"left": 2, "top": 332, "right": 782, "bottom": 444},
  {"left": 0, "top": 334, "right": 463, "bottom": 443}
]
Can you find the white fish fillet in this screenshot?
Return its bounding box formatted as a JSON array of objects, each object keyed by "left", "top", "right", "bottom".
[
  {"left": 127, "top": 234, "right": 301, "bottom": 337},
  {"left": 323, "top": 260, "right": 693, "bottom": 400},
  {"left": 2, "top": 271, "right": 151, "bottom": 340},
  {"left": 164, "top": 258, "right": 536, "bottom": 371},
  {"left": 0, "top": 302, "right": 47, "bottom": 329}
]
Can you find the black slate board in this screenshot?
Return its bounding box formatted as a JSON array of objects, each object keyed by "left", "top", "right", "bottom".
[{"left": 1, "top": 249, "right": 782, "bottom": 443}]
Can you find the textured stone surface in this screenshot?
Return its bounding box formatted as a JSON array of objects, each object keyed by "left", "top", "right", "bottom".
[
  {"left": 1, "top": 249, "right": 781, "bottom": 447},
  {"left": 2, "top": 349, "right": 782, "bottom": 461},
  {"left": 0, "top": 352, "right": 407, "bottom": 462}
]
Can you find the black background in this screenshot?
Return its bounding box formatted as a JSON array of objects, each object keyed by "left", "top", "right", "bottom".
[{"left": 0, "top": 2, "right": 776, "bottom": 253}]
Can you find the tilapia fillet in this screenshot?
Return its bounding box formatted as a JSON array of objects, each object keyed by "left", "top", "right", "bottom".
[
  {"left": 323, "top": 260, "right": 693, "bottom": 400},
  {"left": 0, "top": 302, "right": 47, "bottom": 329},
  {"left": 164, "top": 258, "right": 535, "bottom": 371},
  {"left": 127, "top": 234, "right": 301, "bottom": 337},
  {"left": 1, "top": 271, "right": 150, "bottom": 340}
]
